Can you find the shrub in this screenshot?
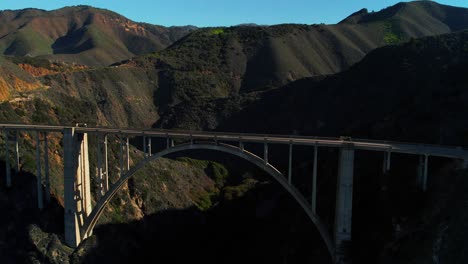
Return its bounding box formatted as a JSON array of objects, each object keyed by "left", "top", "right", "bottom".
[{"left": 210, "top": 28, "right": 225, "bottom": 35}]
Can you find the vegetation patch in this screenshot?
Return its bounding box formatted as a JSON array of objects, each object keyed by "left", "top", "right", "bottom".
[
  {"left": 5, "top": 26, "right": 53, "bottom": 56},
  {"left": 382, "top": 20, "right": 403, "bottom": 45},
  {"left": 222, "top": 178, "right": 258, "bottom": 201},
  {"left": 177, "top": 157, "right": 229, "bottom": 188},
  {"left": 209, "top": 28, "right": 225, "bottom": 35},
  {"left": 192, "top": 189, "right": 218, "bottom": 211}
]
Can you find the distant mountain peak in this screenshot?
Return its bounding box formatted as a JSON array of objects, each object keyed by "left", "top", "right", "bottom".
[
  {"left": 339, "top": 8, "right": 369, "bottom": 24},
  {"left": 337, "top": 1, "right": 466, "bottom": 25}
]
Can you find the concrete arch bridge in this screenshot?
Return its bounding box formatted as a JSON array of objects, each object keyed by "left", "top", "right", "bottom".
[{"left": 1, "top": 124, "right": 467, "bottom": 263}]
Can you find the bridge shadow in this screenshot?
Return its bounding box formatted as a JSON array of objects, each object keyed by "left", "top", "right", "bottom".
[
  {"left": 76, "top": 180, "right": 331, "bottom": 264},
  {"left": 0, "top": 161, "right": 65, "bottom": 264}
]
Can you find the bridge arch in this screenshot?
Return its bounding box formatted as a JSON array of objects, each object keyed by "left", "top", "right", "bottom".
[{"left": 82, "top": 142, "right": 335, "bottom": 257}]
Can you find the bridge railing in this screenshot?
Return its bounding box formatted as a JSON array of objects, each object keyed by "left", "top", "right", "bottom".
[
  {"left": 81, "top": 127, "right": 467, "bottom": 152},
  {"left": 0, "top": 123, "right": 466, "bottom": 154}
]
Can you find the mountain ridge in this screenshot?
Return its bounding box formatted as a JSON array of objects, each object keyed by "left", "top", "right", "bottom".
[
  {"left": 157, "top": 28, "right": 468, "bottom": 145},
  {"left": 1, "top": 1, "right": 468, "bottom": 126},
  {"left": 124, "top": 0, "right": 468, "bottom": 112},
  {"left": 0, "top": 5, "right": 197, "bottom": 66}
]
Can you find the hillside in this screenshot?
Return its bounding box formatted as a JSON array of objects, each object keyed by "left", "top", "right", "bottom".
[
  {"left": 340, "top": 1, "right": 468, "bottom": 32},
  {"left": 30, "top": 0, "right": 461, "bottom": 121},
  {"left": 0, "top": 56, "right": 45, "bottom": 101},
  {"left": 1, "top": 1, "right": 468, "bottom": 104},
  {"left": 0, "top": 1, "right": 465, "bottom": 115},
  {"left": 0, "top": 6, "right": 195, "bottom": 66},
  {"left": 159, "top": 29, "right": 468, "bottom": 144},
  {"left": 124, "top": 0, "right": 468, "bottom": 112}
]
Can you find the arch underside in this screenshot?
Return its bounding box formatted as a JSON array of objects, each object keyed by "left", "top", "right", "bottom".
[{"left": 82, "top": 143, "right": 335, "bottom": 257}]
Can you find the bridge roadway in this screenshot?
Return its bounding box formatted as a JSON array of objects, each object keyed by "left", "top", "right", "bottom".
[{"left": 1, "top": 123, "right": 467, "bottom": 159}]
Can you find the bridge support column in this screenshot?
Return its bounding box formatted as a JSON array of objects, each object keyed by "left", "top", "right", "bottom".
[
  {"left": 14, "top": 131, "right": 19, "bottom": 180},
  {"left": 36, "top": 132, "right": 43, "bottom": 210},
  {"left": 44, "top": 133, "right": 50, "bottom": 203},
  {"left": 417, "top": 155, "right": 423, "bottom": 186},
  {"left": 288, "top": 142, "right": 293, "bottom": 185},
  {"left": 97, "top": 134, "right": 103, "bottom": 198},
  {"left": 417, "top": 155, "right": 429, "bottom": 192},
  {"left": 148, "top": 137, "right": 152, "bottom": 156},
  {"left": 462, "top": 159, "right": 468, "bottom": 170},
  {"left": 143, "top": 136, "right": 147, "bottom": 157},
  {"left": 103, "top": 135, "right": 109, "bottom": 192},
  {"left": 423, "top": 155, "right": 429, "bottom": 192},
  {"left": 63, "top": 128, "right": 92, "bottom": 248},
  {"left": 96, "top": 133, "right": 110, "bottom": 195},
  {"left": 5, "top": 130, "right": 11, "bottom": 187},
  {"left": 119, "top": 136, "right": 124, "bottom": 177},
  {"left": 383, "top": 151, "right": 391, "bottom": 174},
  {"left": 335, "top": 144, "right": 354, "bottom": 263},
  {"left": 126, "top": 137, "right": 130, "bottom": 171},
  {"left": 312, "top": 144, "right": 318, "bottom": 214},
  {"left": 166, "top": 136, "right": 174, "bottom": 149}
]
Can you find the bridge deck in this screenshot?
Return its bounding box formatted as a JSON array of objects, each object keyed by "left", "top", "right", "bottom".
[{"left": 0, "top": 124, "right": 467, "bottom": 159}]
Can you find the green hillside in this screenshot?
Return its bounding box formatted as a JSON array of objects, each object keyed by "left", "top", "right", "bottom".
[
  {"left": 0, "top": 6, "right": 196, "bottom": 66},
  {"left": 129, "top": 1, "right": 468, "bottom": 113}
]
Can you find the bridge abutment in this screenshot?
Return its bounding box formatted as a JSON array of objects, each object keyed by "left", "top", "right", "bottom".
[
  {"left": 63, "top": 128, "right": 92, "bottom": 248},
  {"left": 334, "top": 144, "right": 354, "bottom": 263}
]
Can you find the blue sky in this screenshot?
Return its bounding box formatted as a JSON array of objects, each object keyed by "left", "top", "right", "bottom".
[{"left": 1, "top": 0, "right": 467, "bottom": 27}]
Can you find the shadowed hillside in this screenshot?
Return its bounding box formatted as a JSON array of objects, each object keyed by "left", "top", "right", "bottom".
[
  {"left": 158, "top": 29, "right": 468, "bottom": 146},
  {"left": 0, "top": 6, "right": 196, "bottom": 66}
]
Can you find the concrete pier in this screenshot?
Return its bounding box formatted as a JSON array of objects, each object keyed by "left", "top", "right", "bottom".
[
  {"left": 36, "top": 132, "right": 43, "bottom": 209},
  {"left": 288, "top": 142, "right": 293, "bottom": 185},
  {"left": 126, "top": 137, "right": 130, "bottom": 171},
  {"left": 166, "top": 136, "right": 174, "bottom": 148},
  {"left": 15, "top": 131, "right": 19, "bottom": 178},
  {"left": 312, "top": 144, "right": 318, "bottom": 214},
  {"left": 104, "top": 135, "right": 109, "bottom": 192},
  {"left": 97, "top": 134, "right": 103, "bottom": 198},
  {"left": 417, "top": 155, "right": 423, "bottom": 186},
  {"left": 5, "top": 130, "right": 11, "bottom": 187},
  {"left": 383, "top": 151, "right": 391, "bottom": 173},
  {"left": 335, "top": 144, "right": 354, "bottom": 262},
  {"left": 63, "top": 128, "right": 92, "bottom": 247},
  {"left": 119, "top": 137, "right": 124, "bottom": 177},
  {"left": 143, "top": 136, "right": 147, "bottom": 157},
  {"left": 147, "top": 137, "right": 152, "bottom": 156},
  {"left": 423, "top": 155, "right": 429, "bottom": 192},
  {"left": 44, "top": 133, "right": 50, "bottom": 203}
]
